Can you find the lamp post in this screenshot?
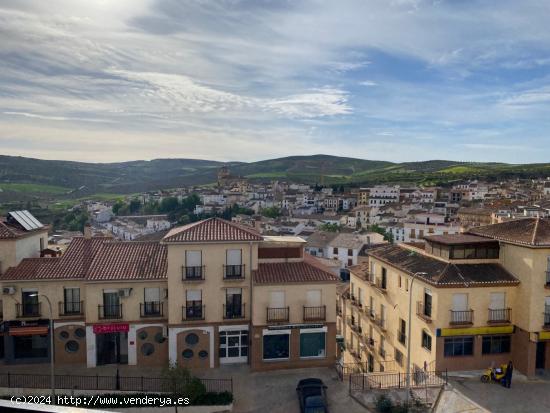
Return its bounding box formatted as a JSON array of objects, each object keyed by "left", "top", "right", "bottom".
[
  {"left": 405, "top": 272, "right": 427, "bottom": 408},
  {"left": 30, "top": 293, "right": 55, "bottom": 397}
]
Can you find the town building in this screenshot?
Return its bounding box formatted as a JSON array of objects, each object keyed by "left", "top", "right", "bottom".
[
  {"left": 338, "top": 218, "right": 550, "bottom": 377},
  {"left": 0, "top": 218, "right": 337, "bottom": 372}
]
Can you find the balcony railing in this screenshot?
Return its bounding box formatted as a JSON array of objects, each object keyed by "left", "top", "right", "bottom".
[
  {"left": 374, "top": 278, "right": 387, "bottom": 293},
  {"left": 416, "top": 301, "right": 432, "bottom": 323},
  {"left": 267, "top": 307, "right": 289, "bottom": 323},
  {"left": 373, "top": 315, "right": 387, "bottom": 331},
  {"left": 182, "top": 305, "right": 205, "bottom": 321},
  {"left": 397, "top": 330, "right": 407, "bottom": 345},
  {"left": 364, "top": 336, "right": 375, "bottom": 348},
  {"left": 182, "top": 265, "right": 205, "bottom": 281},
  {"left": 16, "top": 302, "right": 41, "bottom": 318},
  {"left": 546, "top": 270, "right": 550, "bottom": 287},
  {"left": 58, "top": 301, "right": 84, "bottom": 317},
  {"left": 140, "top": 302, "right": 163, "bottom": 318},
  {"left": 223, "top": 304, "right": 245, "bottom": 319},
  {"left": 303, "top": 305, "right": 326, "bottom": 321},
  {"left": 351, "top": 323, "right": 362, "bottom": 334},
  {"left": 488, "top": 308, "right": 511, "bottom": 324},
  {"left": 544, "top": 306, "right": 550, "bottom": 328},
  {"left": 98, "top": 304, "right": 122, "bottom": 320},
  {"left": 450, "top": 309, "right": 473, "bottom": 325},
  {"left": 223, "top": 264, "right": 245, "bottom": 280}
]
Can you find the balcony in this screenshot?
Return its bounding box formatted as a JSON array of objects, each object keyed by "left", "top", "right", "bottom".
[
  {"left": 364, "top": 336, "right": 375, "bottom": 349},
  {"left": 58, "top": 301, "right": 84, "bottom": 317},
  {"left": 545, "top": 271, "right": 550, "bottom": 288},
  {"left": 303, "top": 305, "right": 326, "bottom": 322},
  {"left": 182, "top": 305, "right": 205, "bottom": 321},
  {"left": 336, "top": 305, "right": 343, "bottom": 317},
  {"left": 450, "top": 309, "right": 474, "bottom": 325},
  {"left": 488, "top": 308, "right": 511, "bottom": 324},
  {"left": 223, "top": 304, "right": 246, "bottom": 319},
  {"left": 373, "top": 315, "right": 387, "bottom": 331},
  {"left": 379, "top": 347, "right": 386, "bottom": 359},
  {"left": 374, "top": 278, "right": 387, "bottom": 293},
  {"left": 397, "top": 330, "right": 407, "bottom": 345},
  {"left": 16, "top": 302, "right": 41, "bottom": 318},
  {"left": 140, "top": 302, "right": 164, "bottom": 318},
  {"left": 98, "top": 304, "right": 122, "bottom": 320},
  {"left": 182, "top": 265, "right": 205, "bottom": 281},
  {"left": 267, "top": 307, "right": 289, "bottom": 323},
  {"left": 416, "top": 301, "right": 432, "bottom": 323},
  {"left": 223, "top": 264, "right": 245, "bottom": 280}
]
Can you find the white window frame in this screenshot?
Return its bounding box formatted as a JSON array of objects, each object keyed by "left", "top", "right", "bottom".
[
  {"left": 299, "top": 327, "right": 327, "bottom": 359},
  {"left": 262, "top": 329, "right": 291, "bottom": 361}
]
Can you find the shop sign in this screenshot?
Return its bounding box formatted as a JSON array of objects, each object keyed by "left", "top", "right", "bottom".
[{"left": 93, "top": 323, "right": 129, "bottom": 334}]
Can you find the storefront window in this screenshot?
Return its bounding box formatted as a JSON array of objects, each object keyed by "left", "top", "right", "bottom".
[
  {"left": 482, "top": 335, "right": 511, "bottom": 354},
  {"left": 14, "top": 335, "right": 48, "bottom": 359},
  {"left": 263, "top": 333, "right": 289, "bottom": 360},
  {"left": 65, "top": 340, "right": 79, "bottom": 353},
  {"left": 444, "top": 336, "right": 473, "bottom": 357},
  {"left": 300, "top": 331, "right": 326, "bottom": 358}
]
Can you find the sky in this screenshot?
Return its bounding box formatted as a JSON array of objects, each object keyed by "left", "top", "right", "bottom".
[{"left": 0, "top": 0, "right": 549, "bottom": 164}]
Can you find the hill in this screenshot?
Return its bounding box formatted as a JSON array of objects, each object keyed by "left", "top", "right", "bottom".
[{"left": 1, "top": 154, "right": 550, "bottom": 201}]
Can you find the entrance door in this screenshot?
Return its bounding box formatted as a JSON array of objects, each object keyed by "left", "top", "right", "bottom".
[
  {"left": 219, "top": 328, "right": 248, "bottom": 364},
  {"left": 536, "top": 342, "right": 546, "bottom": 370},
  {"left": 96, "top": 332, "right": 128, "bottom": 365}
]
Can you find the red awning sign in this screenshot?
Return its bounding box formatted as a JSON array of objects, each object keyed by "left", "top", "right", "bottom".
[{"left": 93, "top": 323, "right": 129, "bottom": 334}]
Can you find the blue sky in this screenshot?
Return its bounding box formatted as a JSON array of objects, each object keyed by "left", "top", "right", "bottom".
[{"left": 0, "top": 0, "right": 549, "bottom": 163}]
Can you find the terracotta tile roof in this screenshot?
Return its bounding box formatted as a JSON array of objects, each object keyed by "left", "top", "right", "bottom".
[
  {"left": 367, "top": 244, "right": 519, "bottom": 288},
  {"left": 0, "top": 220, "right": 48, "bottom": 240},
  {"left": 254, "top": 255, "right": 339, "bottom": 284},
  {"left": 0, "top": 237, "right": 166, "bottom": 282},
  {"left": 162, "top": 217, "right": 263, "bottom": 243},
  {"left": 87, "top": 242, "right": 167, "bottom": 281},
  {"left": 468, "top": 218, "right": 550, "bottom": 247}
]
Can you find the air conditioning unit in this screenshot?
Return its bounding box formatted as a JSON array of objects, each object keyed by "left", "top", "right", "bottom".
[
  {"left": 118, "top": 288, "right": 132, "bottom": 298},
  {"left": 2, "top": 286, "right": 16, "bottom": 295},
  {"left": 162, "top": 326, "right": 169, "bottom": 338}
]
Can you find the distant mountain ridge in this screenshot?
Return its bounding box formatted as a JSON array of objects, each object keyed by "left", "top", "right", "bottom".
[{"left": 1, "top": 154, "right": 549, "bottom": 200}]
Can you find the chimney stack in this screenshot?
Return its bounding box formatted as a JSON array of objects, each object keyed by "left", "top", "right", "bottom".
[{"left": 84, "top": 223, "right": 92, "bottom": 239}]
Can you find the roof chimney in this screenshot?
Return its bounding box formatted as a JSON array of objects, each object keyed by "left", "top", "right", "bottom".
[{"left": 84, "top": 223, "right": 92, "bottom": 239}]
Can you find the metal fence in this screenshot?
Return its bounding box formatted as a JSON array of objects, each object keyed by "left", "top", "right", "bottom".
[
  {"left": 0, "top": 371, "right": 232, "bottom": 394},
  {"left": 349, "top": 370, "right": 447, "bottom": 391}
]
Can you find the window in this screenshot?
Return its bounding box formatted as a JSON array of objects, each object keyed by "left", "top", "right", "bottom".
[
  {"left": 348, "top": 249, "right": 353, "bottom": 256},
  {"left": 369, "top": 296, "right": 375, "bottom": 317},
  {"left": 405, "top": 279, "right": 409, "bottom": 292},
  {"left": 482, "top": 335, "right": 511, "bottom": 354},
  {"left": 422, "top": 330, "right": 432, "bottom": 351},
  {"left": 14, "top": 335, "right": 48, "bottom": 359},
  {"left": 300, "top": 331, "right": 326, "bottom": 358},
  {"left": 185, "top": 290, "right": 202, "bottom": 319},
  {"left": 306, "top": 289, "right": 322, "bottom": 307},
  {"left": 64, "top": 288, "right": 80, "bottom": 314},
  {"left": 65, "top": 340, "right": 79, "bottom": 353},
  {"left": 444, "top": 336, "right": 474, "bottom": 357},
  {"left": 395, "top": 349, "right": 403, "bottom": 366},
  {"left": 185, "top": 251, "right": 202, "bottom": 278},
  {"left": 144, "top": 287, "right": 161, "bottom": 315},
  {"left": 270, "top": 291, "right": 285, "bottom": 308},
  {"left": 21, "top": 289, "right": 38, "bottom": 316},
  {"left": 381, "top": 268, "right": 387, "bottom": 289},
  {"left": 263, "top": 332, "right": 290, "bottom": 360},
  {"left": 141, "top": 343, "right": 154, "bottom": 356},
  {"left": 225, "top": 288, "right": 243, "bottom": 318},
  {"left": 424, "top": 289, "right": 432, "bottom": 318},
  {"left": 398, "top": 276, "right": 402, "bottom": 289},
  {"left": 102, "top": 290, "right": 120, "bottom": 317},
  {"left": 226, "top": 249, "right": 243, "bottom": 277}
]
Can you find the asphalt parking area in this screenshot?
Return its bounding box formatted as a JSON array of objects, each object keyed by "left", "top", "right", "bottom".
[
  {"left": 450, "top": 377, "right": 550, "bottom": 413},
  {"left": 225, "top": 365, "right": 366, "bottom": 413}
]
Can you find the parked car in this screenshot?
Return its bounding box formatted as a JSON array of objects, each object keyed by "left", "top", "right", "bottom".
[{"left": 296, "top": 378, "right": 329, "bottom": 413}]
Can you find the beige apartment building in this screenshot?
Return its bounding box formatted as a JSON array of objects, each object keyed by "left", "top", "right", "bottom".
[
  {"left": 0, "top": 217, "right": 338, "bottom": 372},
  {"left": 338, "top": 218, "right": 550, "bottom": 377}
]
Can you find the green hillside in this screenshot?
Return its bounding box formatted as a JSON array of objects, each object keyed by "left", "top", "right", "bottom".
[{"left": 1, "top": 154, "right": 549, "bottom": 202}]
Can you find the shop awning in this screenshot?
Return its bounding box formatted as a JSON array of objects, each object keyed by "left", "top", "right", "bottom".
[{"left": 9, "top": 326, "right": 49, "bottom": 336}]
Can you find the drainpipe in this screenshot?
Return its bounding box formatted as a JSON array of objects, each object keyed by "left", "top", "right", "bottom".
[{"left": 248, "top": 241, "right": 254, "bottom": 366}]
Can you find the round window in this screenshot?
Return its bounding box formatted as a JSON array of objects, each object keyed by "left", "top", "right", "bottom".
[
  {"left": 182, "top": 349, "right": 194, "bottom": 359},
  {"left": 141, "top": 343, "right": 155, "bottom": 356},
  {"left": 198, "top": 350, "right": 208, "bottom": 359},
  {"left": 185, "top": 333, "right": 199, "bottom": 346},
  {"left": 154, "top": 332, "right": 166, "bottom": 344},
  {"left": 138, "top": 331, "right": 148, "bottom": 340},
  {"left": 65, "top": 340, "right": 79, "bottom": 353},
  {"left": 59, "top": 331, "right": 69, "bottom": 340},
  {"left": 74, "top": 328, "right": 85, "bottom": 339}
]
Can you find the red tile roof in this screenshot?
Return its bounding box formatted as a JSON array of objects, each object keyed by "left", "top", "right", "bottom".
[
  {"left": 87, "top": 242, "right": 167, "bottom": 281},
  {"left": 0, "top": 237, "right": 166, "bottom": 282},
  {"left": 163, "top": 217, "right": 263, "bottom": 243},
  {"left": 469, "top": 218, "right": 550, "bottom": 247},
  {"left": 254, "top": 255, "right": 339, "bottom": 284}
]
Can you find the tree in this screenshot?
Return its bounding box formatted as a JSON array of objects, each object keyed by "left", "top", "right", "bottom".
[
  {"left": 261, "top": 206, "right": 281, "bottom": 219},
  {"left": 128, "top": 198, "right": 141, "bottom": 214},
  {"left": 112, "top": 200, "right": 125, "bottom": 215},
  {"left": 368, "top": 224, "right": 393, "bottom": 243},
  {"left": 318, "top": 222, "right": 340, "bottom": 232},
  {"left": 159, "top": 197, "right": 180, "bottom": 213}
]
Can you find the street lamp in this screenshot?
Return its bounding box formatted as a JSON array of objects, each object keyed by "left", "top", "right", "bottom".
[
  {"left": 405, "top": 272, "right": 427, "bottom": 409},
  {"left": 30, "top": 293, "right": 55, "bottom": 397}
]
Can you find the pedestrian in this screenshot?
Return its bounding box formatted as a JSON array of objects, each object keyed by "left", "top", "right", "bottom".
[{"left": 504, "top": 360, "right": 513, "bottom": 388}]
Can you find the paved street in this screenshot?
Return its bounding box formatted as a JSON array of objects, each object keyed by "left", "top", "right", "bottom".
[{"left": 450, "top": 377, "right": 550, "bottom": 413}]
